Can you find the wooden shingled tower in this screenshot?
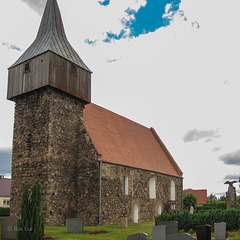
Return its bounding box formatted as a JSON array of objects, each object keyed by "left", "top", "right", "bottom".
[{"left": 8, "top": 0, "right": 93, "bottom": 225}]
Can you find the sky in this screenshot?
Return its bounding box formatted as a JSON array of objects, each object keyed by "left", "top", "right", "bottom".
[{"left": 1, "top": 0, "right": 240, "bottom": 197}]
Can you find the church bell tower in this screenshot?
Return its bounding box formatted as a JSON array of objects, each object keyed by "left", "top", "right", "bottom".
[{"left": 8, "top": 0, "right": 92, "bottom": 225}]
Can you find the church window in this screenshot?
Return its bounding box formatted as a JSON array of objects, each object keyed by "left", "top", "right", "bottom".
[
  {"left": 24, "top": 62, "right": 30, "bottom": 73},
  {"left": 149, "top": 178, "right": 156, "bottom": 199},
  {"left": 170, "top": 180, "right": 175, "bottom": 200},
  {"left": 123, "top": 176, "right": 128, "bottom": 195},
  {"left": 70, "top": 63, "right": 77, "bottom": 75},
  {"left": 133, "top": 204, "right": 139, "bottom": 223},
  {"left": 158, "top": 205, "right": 162, "bottom": 215}
]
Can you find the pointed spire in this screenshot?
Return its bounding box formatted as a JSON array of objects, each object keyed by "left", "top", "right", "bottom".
[{"left": 10, "top": 0, "right": 91, "bottom": 72}]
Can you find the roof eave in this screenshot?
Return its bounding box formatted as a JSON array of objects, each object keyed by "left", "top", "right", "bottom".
[{"left": 150, "top": 127, "right": 183, "bottom": 177}]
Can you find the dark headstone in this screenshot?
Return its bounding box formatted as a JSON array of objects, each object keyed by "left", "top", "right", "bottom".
[
  {"left": 156, "top": 221, "right": 178, "bottom": 235},
  {"left": 1, "top": 216, "right": 19, "bottom": 240},
  {"left": 196, "top": 225, "right": 211, "bottom": 240},
  {"left": 67, "top": 218, "right": 84, "bottom": 233},
  {"left": 127, "top": 233, "right": 149, "bottom": 240}
]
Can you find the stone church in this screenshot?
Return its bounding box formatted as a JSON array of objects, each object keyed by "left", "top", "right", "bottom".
[{"left": 8, "top": 0, "right": 183, "bottom": 225}]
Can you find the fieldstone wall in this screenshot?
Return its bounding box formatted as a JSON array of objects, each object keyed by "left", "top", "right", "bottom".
[
  {"left": 101, "top": 163, "right": 183, "bottom": 224},
  {"left": 11, "top": 87, "right": 99, "bottom": 225}
]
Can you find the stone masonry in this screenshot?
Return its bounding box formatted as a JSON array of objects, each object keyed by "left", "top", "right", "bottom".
[
  {"left": 101, "top": 163, "right": 182, "bottom": 225},
  {"left": 11, "top": 87, "right": 99, "bottom": 225}
]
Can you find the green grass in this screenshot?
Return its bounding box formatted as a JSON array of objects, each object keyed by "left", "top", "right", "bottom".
[
  {"left": 44, "top": 220, "right": 154, "bottom": 240},
  {"left": 2, "top": 218, "right": 240, "bottom": 239}
]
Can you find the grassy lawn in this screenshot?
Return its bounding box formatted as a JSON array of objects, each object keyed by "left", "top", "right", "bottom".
[
  {"left": 44, "top": 220, "right": 154, "bottom": 240},
  {"left": 2, "top": 218, "right": 240, "bottom": 239}
]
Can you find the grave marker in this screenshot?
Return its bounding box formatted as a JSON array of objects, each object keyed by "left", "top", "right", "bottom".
[
  {"left": 214, "top": 222, "right": 226, "bottom": 240},
  {"left": 1, "top": 216, "right": 18, "bottom": 240},
  {"left": 127, "top": 233, "right": 149, "bottom": 240},
  {"left": 196, "top": 225, "right": 211, "bottom": 240},
  {"left": 156, "top": 221, "right": 178, "bottom": 235},
  {"left": 67, "top": 218, "right": 84, "bottom": 233}
]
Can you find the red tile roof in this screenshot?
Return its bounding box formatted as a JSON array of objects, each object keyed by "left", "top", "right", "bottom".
[
  {"left": 83, "top": 103, "right": 183, "bottom": 178},
  {"left": 183, "top": 189, "right": 207, "bottom": 205},
  {"left": 0, "top": 177, "right": 11, "bottom": 197}
]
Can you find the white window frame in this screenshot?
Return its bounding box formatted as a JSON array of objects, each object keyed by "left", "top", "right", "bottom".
[
  {"left": 123, "top": 176, "right": 128, "bottom": 195},
  {"left": 149, "top": 178, "right": 156, "bottom": 199},
  {"left": 170, "top": 181, "right": 175, "bottom": 201},
  {"left": 3, "top": 200, "right": 10, "bottom": 207},
  {"left": 133, "top": 204, "right": 139, "bottom": 223}
]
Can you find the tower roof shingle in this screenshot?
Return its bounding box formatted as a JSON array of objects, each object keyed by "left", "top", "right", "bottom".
[{"left": 10, "top": 0, "right": 91, "bottom": 72}]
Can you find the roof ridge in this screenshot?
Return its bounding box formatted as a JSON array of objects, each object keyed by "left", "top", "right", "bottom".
[{"left": 89, "top": 103, "right": 151, "bottom": 130}]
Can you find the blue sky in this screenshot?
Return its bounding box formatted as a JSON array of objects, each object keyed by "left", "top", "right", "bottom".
[
  {"left": 1, "top": 0, "right": 240, "bottom": 195},
  {"left": 98, "top": 0, "right": 182, "bottom": 42}
]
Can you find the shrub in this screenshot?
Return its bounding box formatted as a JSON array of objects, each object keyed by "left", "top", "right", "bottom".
[
  {"left": 155, "top": 209, "right": 240, "bottom": 231},
  {"left": 183, "top": 193, "right": 197, "bottom": 209},
  {"left": 0, "top": 207, "right": 10, "bottom": 216},
  {"left": 17, "top": 179, "right": 44, "bottom": 240}
]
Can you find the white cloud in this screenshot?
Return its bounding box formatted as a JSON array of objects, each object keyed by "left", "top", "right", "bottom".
[
  {"left": 219, "top": 149, "right": 240, "bottom": 166},
  {"left": 183, "top": 129, "right": 221, "bottom": 143}
]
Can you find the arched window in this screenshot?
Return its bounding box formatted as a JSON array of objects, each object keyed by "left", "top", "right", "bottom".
[
  {"left": 171, "top": 180, "right": 175, "bottom": 200},
  {"left": 158, "top": 205, "right": 162, "bottom": 215},
  {"left": 133, "top": 204, "right": 139, "bottom": 223},
  {"left": 123, "top": 176, "right": 128, "bottom": 195},
  {"left": 149, "top": 178, "right": 156, "bottom": 199}
]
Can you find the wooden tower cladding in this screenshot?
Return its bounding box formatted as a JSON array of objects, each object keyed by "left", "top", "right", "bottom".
[
  {"left": 8, "top": 52, "right": 91, "bottom": 102},
  {"left": 8, "top": 0, "right": 96, "bottom": 225}
]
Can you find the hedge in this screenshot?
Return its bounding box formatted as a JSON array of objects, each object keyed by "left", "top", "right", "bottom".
[
  {"left": 0, "top": 207, "right": 10, "bottom": 216},
  {"left": 155, "top": 209, "right": 240, "bottom": 231},
  {"left": 195, "top": 202, "right": 226, "bottom": 212}
]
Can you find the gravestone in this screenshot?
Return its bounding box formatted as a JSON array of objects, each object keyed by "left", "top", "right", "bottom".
[
  {"left": 67, "top": 218, "right": 84, "bottom": 233},
  {"left": 166, "top": 233, "right": 196, "bottom": 240},
  {"left": 214, "top": 222, "right": 226, "bottom": 240},
  {"left": 152, "top": 225, "right": 166, "bottom": 240},
  {"left": 127, "top": 233, "right": 149, "bottom": 240},
  {"left": 1, "top": 216, "right": 18, "bottom": 240},
  {"left": 120, "top": 217, "right": 128, "bottom": 229},
  {"left": 196, "top": 225, "right": 211, "bottom": 240},
  {"left": 156, "top": 221, "right": 178, "bottom": 235}
]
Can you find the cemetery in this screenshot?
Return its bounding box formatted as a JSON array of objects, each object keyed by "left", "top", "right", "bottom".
[
  {"left": 1, "top": 181, "right": 240, "bottom": 239},
  {"left": 1, "top": 0, "right": 240, "bottom": 239}
]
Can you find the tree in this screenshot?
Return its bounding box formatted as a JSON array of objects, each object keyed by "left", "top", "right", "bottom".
[
  {"left": 183, "top": 193, "right": 197, "bottom": 209},
  {"left": 218, "top": 195, "right": 226, "bottom": 202},
  {"left": 207, "top": 194, "right": 217, "bottom": 204},
  {"left": 17, "top": 186, "right": 30, "bottom": 240},
  {"left": 17, "top": 179, "right": 44, "bottom": 240}
]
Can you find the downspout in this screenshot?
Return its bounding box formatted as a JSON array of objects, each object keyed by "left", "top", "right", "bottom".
[{"left": 98, "top": 155, "right": 102, "bottom": 226}]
